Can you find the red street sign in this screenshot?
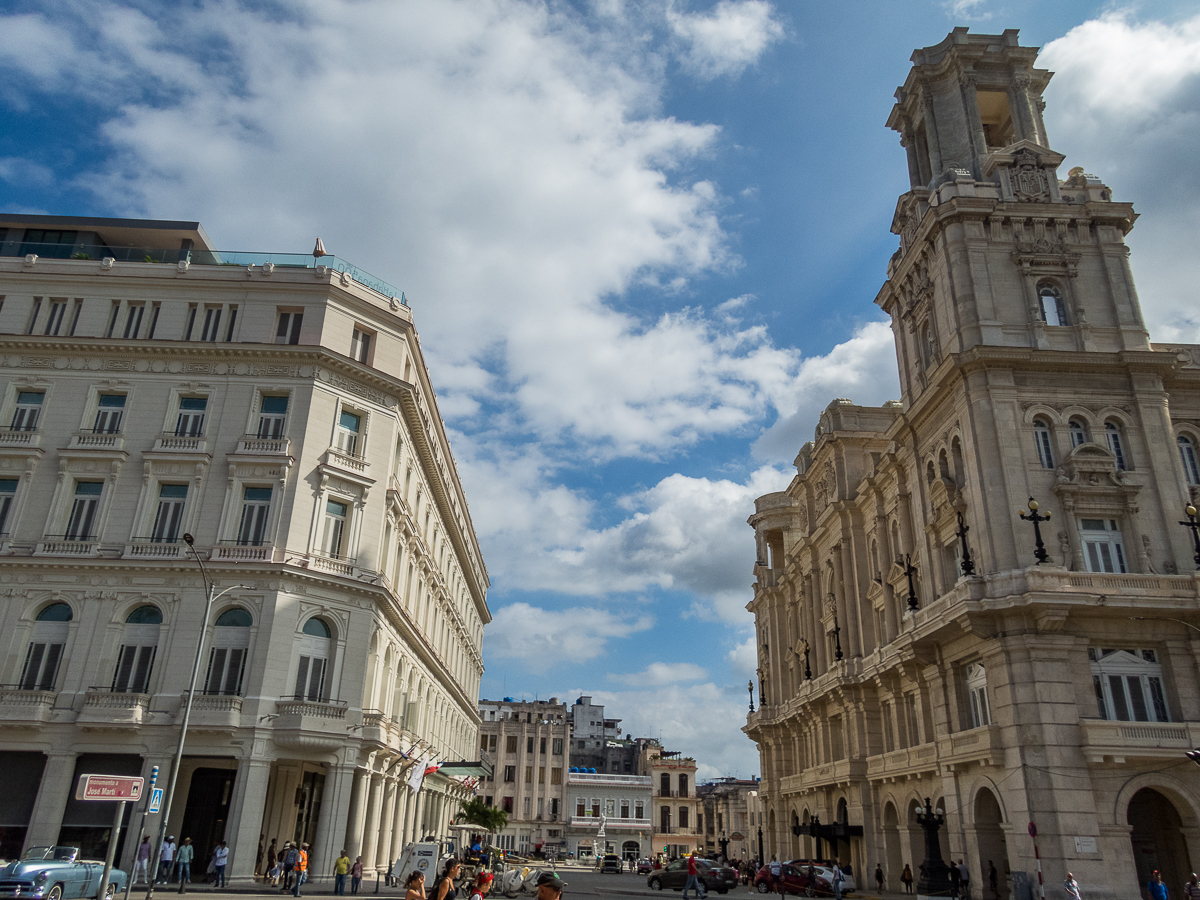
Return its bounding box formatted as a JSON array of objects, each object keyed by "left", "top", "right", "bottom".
[
  {"left": 1028, "top": 822, "right": 1037, "bottom": 838},
  {"left": 76, "top": 774, "right": 144, "bottom": 801}
]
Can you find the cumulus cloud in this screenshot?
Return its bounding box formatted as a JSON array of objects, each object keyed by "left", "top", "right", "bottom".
[
  {"left": 668, "top": 0, "right": 784, "bottom": 80},
  {"left": 941, "top": 0, "right": 990, "bottom": 21},
  {"left": 611, "top": 662, "right": 707, "bottom": 685},
  {"left": 1041, "top": 11, "right": 1200, "bottom": 342},
  {"left": 484, "top": 602, "right": 654, "bottom": 674}
]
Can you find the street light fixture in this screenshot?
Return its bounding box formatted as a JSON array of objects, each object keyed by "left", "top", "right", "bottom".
[
  {"left": 955, "top": 511, "right": 975, "bottom": 576},
  {"left": 802, "top": 640, "right": 812, "bottom": 681},
  {"left": 1019, "top": 497, "right": 1051, "bottom": 565},
  {"left": 747, "top": 680, "right": 755, "bottom": 713},
  {"left": 145, "top": 534, "right": 251, "bottom": 900},
  {"left": 899, "top": 554, "right": 919, "bottom": 611},
  {"left": 1180, "top": 504, "right": 1200, "bottom": 570}
]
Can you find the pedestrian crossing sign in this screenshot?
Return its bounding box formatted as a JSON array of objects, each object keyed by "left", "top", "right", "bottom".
[{"left": 149, "top": 788, "right": 163, "bottom": 813}]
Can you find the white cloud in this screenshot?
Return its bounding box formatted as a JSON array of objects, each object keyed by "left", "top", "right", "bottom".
[
  {"left": 611, "top": 662, "right": 707, "bottom": 685},
  {"left": 0, "top": 157, "right": 54, "bottom": 187},
  {"left": 484, "top": 602, "right": 654, "bottom": 674},
  {"left": 941, "top": 0, "right": 990, "bottom": 21},
  {"left": 726, "top": 635, "right": 756, "bottom": 678},
  {"left": 1041, "top": 11, "right": 1200, "bottom": 342},
  {"left": 668, "top": 0, "right": 784, "bottom": 80}
]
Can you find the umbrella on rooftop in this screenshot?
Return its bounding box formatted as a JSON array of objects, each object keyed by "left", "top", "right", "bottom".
[{"left": 312, "top": 237, "right": 327, "bottom": 259}]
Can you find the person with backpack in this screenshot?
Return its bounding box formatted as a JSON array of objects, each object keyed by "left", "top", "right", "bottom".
[
  {"left": 292, "top": 843, "right": 309, "bottom": 897},
  {"left": 901, "top": 864, "right": 913, "bottom": 895},
  {"left": 280, "top": 843, "right": 299, "bottom": 893},
  {"left": 431, "top": 859, "right": 461, "bottom": 900}
]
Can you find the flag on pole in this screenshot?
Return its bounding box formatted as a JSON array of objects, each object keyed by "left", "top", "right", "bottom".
[
  {"left": 408, "top": 756, "right": 428, "bottom": 793},
  {"left": 423, "top": 760, "right": 442, "bottom": 778}
]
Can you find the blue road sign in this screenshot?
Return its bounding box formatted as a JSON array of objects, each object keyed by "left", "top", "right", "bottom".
[{"left": 149, "top": 788, "right": 164, "bottom": 814}]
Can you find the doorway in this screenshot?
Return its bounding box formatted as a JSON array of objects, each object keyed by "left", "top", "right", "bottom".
[
  {"left": 1129, "top": 788, "right": 1192, "bottom": 898},
  {"left": 974, "top": 789, "right": 1008, "bottom": 900},
  {"left": 180, "top": 767, "right": 237, "bottom": 878},
  {"left": 883, "top": 803, "right": 902, "bottom": 890},
  {"left": 293, "top": 770, "right": 325, "bottom": 849}
]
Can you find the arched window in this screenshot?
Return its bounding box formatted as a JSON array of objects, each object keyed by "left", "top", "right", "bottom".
[
  {"left": 22, "top": 604, "right": 72, "bottom": 690},
  {"left": 951, "top": 438, "right": 965, "bottom": 488},
  {"left": 295, "top": 617, "right": 333, "bottom": 701},
  {"left": 1069, "top": 419, "right": 1088, "bottom": 448},
  {"left": 1105, "top": 422, "right": 1127, "bottom": 470},
  {"left": 1033, "top": 419, "right": 1055, "bottom": 468},
  {"left": 112, "top": 604, "right": 160, "bottom": 693},
  {"left": 207, "top": 608, "right": 252, "bottom": 695},
  {"left": 1178, "top": 435, "right": 1199, "bottom": 485},
  {"left": 926, "top": 461, "right": 936, "bottom": 485},
  {"left": 966, "top": 663, "right": 990, "bottom": 728},
  {"left": 938, "top": 449, "right": 950, "bottom": 481},
  {"left": 1038, "top": 282, "right": 1068, "bottom": 327},
  {"left": 126, "top": 605, "right": 163, "bottom": 624}
]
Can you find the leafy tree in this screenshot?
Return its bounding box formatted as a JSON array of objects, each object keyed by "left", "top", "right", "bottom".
[{"left": 457, "top": 797, "right": 508, "bottom": 834}]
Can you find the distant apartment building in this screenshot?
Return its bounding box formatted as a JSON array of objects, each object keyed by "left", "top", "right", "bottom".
[
  {"left": 640, "top": 743, "right": 700, "bottom": 858},
  {"left": 477, "top": 698, "right": 569, "bottom": 855},
  {"left": 0, "top": 215, "right": 489, "bottom": 883},
  {"left": 564, "top": 768, "right": 652, "bottom": 861},
  {"left": 698, "top": 778, "right": 761, "bottom": 862}
]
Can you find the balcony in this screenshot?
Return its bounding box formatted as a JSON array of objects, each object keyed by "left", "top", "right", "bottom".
[
  {"left": 273, "top": 697, "right": 349, "bottom": 751},
  {"left": 0, "top": 427, "right": 41, "bottom": 448},
  {"left": 211, "top": 540, "right": 274, "bottom": 562},
  {"left": 321, "top": 446, "right": 371, "bottom": 479},
  {"left": 182, "top": 692, "right": 243, "bottom": 730},
  {"left": 568, "top": 816, "right": 652, "bottom": 830},
  {"left": 1080, "top": 718, "right": 1200, "bottom": 763},
  {"left": 0, "top": 686, "right": 57, "bottom": 724},
  {"left": 126, "top": 537, "right": 185, "bottom": 559},
  {"left": 78, "top": 689, "right": 149, "bottom": 727},
  {"left": 235, "top": 434, "right": 291, "bottom": 456},
  {"left": 153, "top": 432, "right": 207, "bottom": 453},
  {"left": 35, "top": 535, "right": 98, "bottom": 557},
  {"left": 68, "top": 430, "right": 124, "bottom": 451},
  {"left": 307, "top": 552, "right": 357, "bottom": 577}
]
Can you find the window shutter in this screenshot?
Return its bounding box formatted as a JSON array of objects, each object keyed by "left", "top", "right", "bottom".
[
  {"left": 307, "top": 658, "right": 326, "bottom": 701},
  {"left": 295, "top": 656, "right": 310, "bottom": 700},
  {"left": 206, "top": 648, "right": 227, "bottom": 694},
  {"left": 40, "top": 644, "right": 63, "bottom": 691},
  {"left": 224, "top": 648, "right": 246, "bottom": 695},
  {"left": 113, "top": 645, "right": 137, "bottom": 692},
  {"left": 21, "top": 643, "right": 45, "bottom": 690},
  {"left": 132, "top": 646, "right": 156, "bottom": 693}
]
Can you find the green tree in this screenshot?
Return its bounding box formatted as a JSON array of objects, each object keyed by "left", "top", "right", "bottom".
[{"left": 457, "top": 797, "right": 509, "bottom": 835}]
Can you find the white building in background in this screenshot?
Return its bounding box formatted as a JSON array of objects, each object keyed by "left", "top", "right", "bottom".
[
  {"left": 0, "top": 215, "right": 490, "bottom": 883},
  {"left": 564, "top": 770, "right": 653, "bottom": 861}
]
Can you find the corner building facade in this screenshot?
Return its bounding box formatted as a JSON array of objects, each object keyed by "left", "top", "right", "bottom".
[
  {"left": 0, "top": 215, "right": 489, "bottom": 884},
  {"left": 745, "top": 30, "right": 1200, "bottom": 900}
]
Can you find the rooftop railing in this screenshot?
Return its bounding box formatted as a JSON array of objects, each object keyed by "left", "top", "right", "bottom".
[{"left": 3, "top": 242, "right": 408, "bottom": 306}]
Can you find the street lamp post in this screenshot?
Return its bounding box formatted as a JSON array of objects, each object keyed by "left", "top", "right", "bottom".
[
  {"left": 914, "top": 798, "right": 952, "bottom": 896},
  {"left": 955, "top": 511, "right": 975, "bottom": 576},
  {"left": 1019, "top": 497, "right": 1051, "bottom": 565},
  {"left": 747, "top": 680, "right": 755, "bottom": 713},
  {"left": 831, "top": 616, "right": 843, "bottom": 662},
  {"left": 802, "top": 640, "right": 812, "bottom": 681},
  {"left": 1180, "top": 504, "right": 1200, "bottom": 570},
  {"left": 144, "top": 535, "right": 250, "bottom": 900},
  {"left": 899, "top": 554, "right": 919, "bottom": 611}
]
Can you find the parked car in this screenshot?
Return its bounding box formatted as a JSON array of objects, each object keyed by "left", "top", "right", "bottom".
[
  {"left": 648, "top": 858, "right": 739, "bottom": 895},
  {"left": 601, "top": 855, "right": 623, "bottom": 874},
  {"left": 0, "top": 846, "right": 129, "bottom": 900},
  {"left": 637, "top": 858, "right": 654, "bottom": 875},
  {"left": 788, "top": 862, "right": 855, "bottom": 896},
  {"left": 753, "top": 863, "right": 833, "bottom": 897}
]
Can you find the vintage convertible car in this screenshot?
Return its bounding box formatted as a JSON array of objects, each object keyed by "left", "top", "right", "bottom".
[{"left": 0, "top": 846, "right": 128, "bottom": 900}]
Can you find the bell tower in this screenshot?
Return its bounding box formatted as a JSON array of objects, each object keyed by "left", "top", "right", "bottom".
[{"left": 877, "top": 28, "right": 1148, "bottom": 406}]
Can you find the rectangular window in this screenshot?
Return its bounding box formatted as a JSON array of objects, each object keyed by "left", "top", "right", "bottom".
[
  {"left": 351, "top": 327, "right": 373, "bottom": 364},
  {"left": 204, "top": 647, "right": 246, "bottom": 696},
  {"left": 105, "top": 301, "right": 120, "bottom": 338},
  {"left": 679, "top": 807, "right": 689, "bottom": 829},
  {"left": 969, "top": 685, "right": 991, "bottom": 728},
  {"left": 550, "top": 767, "right": 561, "bottom": 785},
  {"left": 503, "top": 766, "right": 516, "bottom": 783},
  {"left": 621, "top": 801, "right": 629, "bottom": 819},
  {"left": 111, "top": 644, "right": 156, "bottom": 693},
  {"left": 26, "top": 298, "right": 41, "bottom": 335},
  {"left": 151, "top": 484, "right": 188, "bottom": 543},
  {"left": 93, "top": 394, "right": 126, "bottom": 434},
  {"left": 525, "top": 766, "right": 533, "bottom": 783},
  {"left": 11, "top": 391, "right": 45, "bottom": 431},
  {"left": 276, "top": 311, "right": 303, "bottom": 345},
  {"left": 200, "top": 305, "right": 222, "bottom": 341},
  {"left": 0, "top": 478, "right": 17, "bottom": 535},
  {"left": 1080, "top": 518, "right": 1127, "bottom": 574},
  {"left": 238, "top": 487, "right": 273, "bottom": 546},
  {"left": 481, "top": 734, "right": 489, "bottom": 751},
  {"left": 122, "top": 302, "right": 145, "bottom": 339},
  {"left": 527, "top": 736, "right": 534, "bottom": 754},
  {"left": 537, "top": 797, "right": 544, "bottom": 817},
  {"left": 503, "top": 734, "right": 516, "bottom": 753},
  {"left": 524, "top": 796, "right": 531, "bottom": 816},
  {"left": 538, "top": 767, "right": 545, "bottom": 784},
  {"left": 502, "top": 796, "right": 513, "bottom": 814},
  {"left": 294, "top": 655, "right": 327, "bottom": 701},
  {"left": 65, "top": 481, "right": 103, "bottom": 541},
  {"left": 322, "top": 498, "right": 349, "bottom": 557},
  {"left": 591, "top": 800, "right": 600, "bottom": 817},
  {"left": 175, "top": 396, "right": 207, "bottom": 436},
  {"left": 146, "top": 302, "right": 160, "bottom": 339},
  {"left": 20, "top": 642, "right": 64, "bottom": 691},
  {"left": 489, "top": 734, "right": 497, "bottom": 752},
  {"left": 905, "top": 693, "right": 921, "bottom": 746},
  {"left": 337, "top": 410, "right": 362, "bottom": 456},
  {"left": 258, "top": 395, "right": 289, "bottom": 439},
  {"left": 1034, "top": 426, "right": 1054, "bottom": 468},
  {"left": 183, "top": 304, "right": 197, "bottom": 341},
  {"left": 552, "top": 738, "right": 563, "bottom": 755},
  {"left": 224, "top": 305, "right": 238, "bottom": 342},
  {"left": 44, "top": 300, "right": 67, "bottom": 336},
  {"left": 540, "top": 736, "right": 547, "bottom": 754}
]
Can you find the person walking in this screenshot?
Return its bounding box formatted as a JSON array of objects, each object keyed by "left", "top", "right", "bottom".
[
  {"left": 351, "top": 857, "right": 364, "bottom": 895},
  {"left": 133, "top": 836, "right": 152, "bottom": 886},
  {"left": 433, "top": 859, "right": 461, "bottom": 900},
  {"left": 958, "top": 861, "right": 970, "bottom": 900},
  {"left": 292, "top": 843, "right": 309, "bottom": 897},
  {"left": 1063, "top": 873, "right": 1081, "bottom": 900},
  {"left": 683, "top": 852, "right": 706, "bottom": 900},
  {"left": 213, "top": 841, "right": 229, "bottom": 888},
  {"left": 334, "top": 850, "right": 350, "bottom": 895},
  {"left": 469, "top": 871, "right": 494, "bottom": 900},
  {"left": 988, "top": 862, "right": 998, "bottom": 900},
  {"left": 257, "top": 835, "right": 265, "bottom": 879},
  {"left": 159, "top": 837, "right": 177, "bottom": 884},
  {"left": 1184, "top": 874, "right": 1200, "bottom": 900},
  {"left": 281, "top": 843, "right": 299, "bottom": 893},
  {"left": 1148, "top": 871, "right": 1169, "bottom": 900},
  {"left": 949, "top": 861, "right": 960, "bottom": 900},
  {"left": 404, "top": 871, "right": 426, "bottom": 900},
  {"left": 901, "top": 864, "right": 913, "bottom": 895},
  {"left": 875, "top": 865, "right": 884, "bottom": 894},
  {"left": 176, "top": 838, "right": 194, "bottom": 894},
  {"left": 831, "top": 862, "right": 844, "bottom": 900},
  {"left": 267, "top": 840, "right": 279, "bottom": 885}
]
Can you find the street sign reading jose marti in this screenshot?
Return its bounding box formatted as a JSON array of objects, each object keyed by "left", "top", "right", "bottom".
[{"left": 75, "top": 774, "right": 144, "bottom": 801}]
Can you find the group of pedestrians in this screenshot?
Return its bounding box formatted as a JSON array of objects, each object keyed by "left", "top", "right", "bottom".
[{"left": 1128, "top": 869, "right": 1200, "bottom": 900}]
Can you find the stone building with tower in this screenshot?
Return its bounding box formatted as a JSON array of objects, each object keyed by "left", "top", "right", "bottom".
[
  {"left": 0, "top": 215, "right": 490, "bottom": 883},
  {"left": 745, "top": 28, "right": 1200, "bottom": 900}
]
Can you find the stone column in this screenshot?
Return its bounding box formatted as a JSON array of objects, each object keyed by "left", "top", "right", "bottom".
[
  {"left": 361, "top": 773, "right": 384, "bottom": 870},
  {"left": 25, "top": 752, "right": 76, "bottom": 848},
  {"left": 315, "top": 762, "right": 358, "bottom": 881},
  {"left": 375, "top": 778, "right": 396, "bottom": 873},
  {"left": 226, "top": 757, "right": 273, "bottom": 886},
  {"left": 345, "top": 768, "right": 369, "bottom": 860},
  {"left": 388, "top": 784, "right": 409, "bottom": 866}
]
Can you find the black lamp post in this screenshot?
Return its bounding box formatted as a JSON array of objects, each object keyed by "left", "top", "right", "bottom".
[
  {"left": 914, "top": 798, "right": 952, "bottom": 896},
  {"left": 831, "top": 616, "right": 844, "bottom": 662},
  {"left": 900, "top": 554, "right": 919, "bottom": 610},
  {"left": 719, "top": 831, "right": 729, "bottom": 860},
  {"left": 748, "top": 679, "right": 755, "bottom": 713},
  {"left": 956, "top": 511, "right": 976, "bottom": 576},
  {"left": 1019, "top": 497, "right": 1052, "bottom": 564},
  {"left": 757, "top": 825, "right": 763, "bottom": 866},
  {"left": 808, "top": 814, "right": 823, "bottom": 861},
  {"left": 802, "top": 640, "right": 812, "bottom": 680},
  {"left": 1180, "top": 504, "right": 1200, "bottom": 570}
]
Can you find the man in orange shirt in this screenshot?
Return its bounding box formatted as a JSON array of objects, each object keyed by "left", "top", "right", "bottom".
[{"left": 293, "top": 843, "right": 309, "bottom": 897}]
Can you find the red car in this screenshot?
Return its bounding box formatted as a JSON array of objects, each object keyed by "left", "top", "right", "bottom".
[{"left": 753, "top": 864, "right": 831, "bottom": 897}]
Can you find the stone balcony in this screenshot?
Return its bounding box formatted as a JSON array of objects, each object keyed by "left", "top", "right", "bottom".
[
  {"left": 153, "top": 432, "right": 208, "bottom": 453},
  {"left": 68, "top": 431, "right": 125, "bottom": 451},
  {"left": 568, "top": 815, "right": 652, "bottom": 829},
  {"left": 322, "top": 446, "right": 370, "bottom": 478},
  {"left": 210, "top": 542, "right": 276, "bottom": 563},
  {"left": 0, "top": 428, "right": 41, "bottom": 448},
  {"left": 77, "top": 689, "right": 149, "bottom": 727},
  {"left": 182, "top": 693, "right": 243, "bottom": 730},
  {"left": 1079, "top": 718, "right": 1199, "bottom": 764},
  {"left": 234, "top": 435, "right": 291, "bottom": 456},
  {"left": 0, "top": 686, "right": 57, "bottom": 724},
  {"left": 126, "top": 539, "right": 185, "bottom": 559},
  {"left": 273, "top": 697, "right": 349, "bottom": 751}
]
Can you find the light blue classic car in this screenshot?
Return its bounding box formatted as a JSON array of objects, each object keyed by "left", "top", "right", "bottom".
[{"left": 0, "top": 846, "right": 128, "bottom": 900}]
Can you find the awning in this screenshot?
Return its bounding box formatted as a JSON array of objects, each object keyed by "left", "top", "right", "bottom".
[{"left": 438, "top": 760, "right": 494, "bottom": 778}]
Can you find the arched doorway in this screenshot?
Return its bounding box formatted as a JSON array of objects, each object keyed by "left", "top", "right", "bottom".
[
  {"left": 622, "top": 840, "right": 640, "bottom": 861},
  {"left": 883, "top": 802, "right": 902, "bottom": 890},
  {"left": 791, "top": 811, "right": 801, "bottom": 859},
  {"left": 974, "top": 789, "right": 1008, "bottom": 900},
  {"left": 1129, "top": 789, "right": 1192, "bottom": 896},
  {"left": 906, "top": 800, "right": 924, "bottom": 880}
]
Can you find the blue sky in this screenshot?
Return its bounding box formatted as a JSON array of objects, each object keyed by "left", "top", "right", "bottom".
[{"left": 3, "top": 0, "right": 1200, "bottom": 778}]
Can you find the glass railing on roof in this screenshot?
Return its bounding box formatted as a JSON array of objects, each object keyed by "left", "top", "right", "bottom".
[{"left": 1, "top": 242, "right": 407, "bottom": 306}]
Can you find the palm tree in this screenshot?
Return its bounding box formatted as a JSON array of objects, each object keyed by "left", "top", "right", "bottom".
[{"left": 457, "top": 798, "right": 509, "bottom": 843}]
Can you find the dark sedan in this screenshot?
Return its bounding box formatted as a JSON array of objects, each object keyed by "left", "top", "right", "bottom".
[
  {"left": 648, "top": 859, "right": 738, "bottom": 895},
  {"left": 752, "top": 863, "right": 831, "bottom": 897}
]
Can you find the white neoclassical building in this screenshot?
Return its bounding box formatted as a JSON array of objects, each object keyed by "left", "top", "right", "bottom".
[{"left": 0, "top": 215, "right": 490, "bottom": 884}]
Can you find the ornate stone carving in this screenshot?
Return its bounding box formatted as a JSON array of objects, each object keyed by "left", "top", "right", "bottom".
[{"left": 1012, "top": 150, "right": 1050, "bottom": 202}]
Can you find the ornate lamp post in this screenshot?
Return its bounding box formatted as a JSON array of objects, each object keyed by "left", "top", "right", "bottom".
[
  {"left": 802, "top": 639, "right": 812, "bottom": 680},
  {"left": 899, "top": 554, "right": 919, "bottom": 610},
  {"left": 808, "top": 813, "right": 823, "bottom": 861},
  {"left": 956, "top": 511, "right": 976, "bottom": 576},
  {"left": 1180, "top": 504, "right": 1200, "bottom": 570},
  {"left": 748, "top": 679, "right": 755, "bottom": 713},
  {"left": 830, "top": 615, "right": 844, "bottom": 662},
  {"left": 914, "top": 798, "right": 952, "bottom": 896},
  {"left": 1019, "top": 497, "right": 1052, "bottom": 564}
]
